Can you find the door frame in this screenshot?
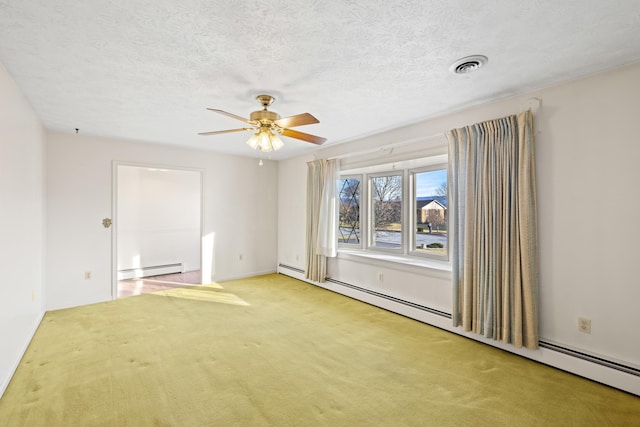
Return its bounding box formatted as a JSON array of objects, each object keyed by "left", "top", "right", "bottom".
[{"left": 111, "top": 161, "right": 205, "bottom": 299}]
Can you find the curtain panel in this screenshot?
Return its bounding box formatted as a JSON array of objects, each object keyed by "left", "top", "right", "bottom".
[
  {"left": 447, "top": 110, "right": 539, "bottom": 349},
  {"left": 305, "top": 159, "right": 338, "bottom": 282}
]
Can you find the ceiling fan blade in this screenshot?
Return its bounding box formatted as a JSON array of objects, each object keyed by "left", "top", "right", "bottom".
[
  {"left": 207, "top": 108, "right": 252, "bottom": 124},
  {"left": 198, "top": 128, "right": 252, "bottom": 136},
  {"left": 274, "top": 113, "right": 319, "bottom": 128},
  {"left": 281, "top": 128, "right": 327, "bottom": 145}
]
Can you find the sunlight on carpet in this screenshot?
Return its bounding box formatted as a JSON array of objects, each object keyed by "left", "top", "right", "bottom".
[{"left": 149, "top": 283, "right": 250, "bottom": 306}]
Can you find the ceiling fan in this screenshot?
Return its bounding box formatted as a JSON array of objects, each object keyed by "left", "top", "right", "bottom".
[{"left": 199, "top": 94, "right": 326, "bottom": 152}]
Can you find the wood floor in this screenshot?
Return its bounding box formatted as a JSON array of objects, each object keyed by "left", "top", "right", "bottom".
[{"left": 117, "top": 271, "right": 202, "bottom": 298}]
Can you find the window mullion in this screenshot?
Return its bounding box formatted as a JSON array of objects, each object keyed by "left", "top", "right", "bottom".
[{"left": 404, "top": 168, "right": 411, "bottom": 255}]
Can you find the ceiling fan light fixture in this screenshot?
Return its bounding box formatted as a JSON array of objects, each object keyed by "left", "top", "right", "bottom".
[
  {"left": 248, "top": 128, "right": 284, "bottom": 153},
  {"left": 246, "top": 132, "right": 260, "bottom": 150},
  {"left": 257, "top": 130, "right": 272, "bottom": 152},
  {"left": 270, "top": 133, "right": 284, "bottom": 151}
]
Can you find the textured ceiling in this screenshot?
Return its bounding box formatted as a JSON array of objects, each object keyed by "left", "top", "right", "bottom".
[{"left": 1, "top": 0, "right": 640, "bottom": 159}]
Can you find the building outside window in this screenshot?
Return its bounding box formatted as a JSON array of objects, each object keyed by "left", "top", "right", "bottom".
[{"left": 411, "top": 166, "right": 447, "bottom": 259}]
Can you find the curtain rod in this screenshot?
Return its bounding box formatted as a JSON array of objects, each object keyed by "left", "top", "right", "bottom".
[
  {"left": 324, "top": 132, "right": 446, "bottom": 161},
  {"left": 322, "top": 97, "right": 542, "bottom": 161}
]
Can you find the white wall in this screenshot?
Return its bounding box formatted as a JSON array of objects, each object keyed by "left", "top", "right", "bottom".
[
  {"left": 278, "top": 61, "right": 640, "bottom": 394},
  {"left": 46, "top": 132, "right": 277, "bottom": 310},
  {"left": 277, "top": 154, "right": 311, "bottom": 271},
  {"left": 117, "top": 165, "right": 201, "bottom": 274},
  {"left": 0, "top": 63, "right": 46, "bottom": 397}
]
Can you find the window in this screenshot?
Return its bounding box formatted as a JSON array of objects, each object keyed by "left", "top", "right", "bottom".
[
  {"left": 338, "top": 155, "right": 448, "bottom": 262},
  {"left": 411, "top": 166, "right": 447, "bottom": 259},
  {"left": 370, "top": 173, "right": 402, "bottom": 250},
  {"left": 338, "top": 176, "right": 361, "bottom": 245}
]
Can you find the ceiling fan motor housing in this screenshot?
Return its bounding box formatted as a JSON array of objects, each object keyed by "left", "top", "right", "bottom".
[{"left": 250, "top": 109, "right": 280, "bottom": 125}]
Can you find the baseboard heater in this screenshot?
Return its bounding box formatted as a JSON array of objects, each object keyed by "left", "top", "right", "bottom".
[
  {"left": 117, "top": 262, "right": 183, "bottom": 280},
  {"left": 278, "top": 263, "right": 451, "bottom": 319},
  {"left": 325, "top": 277, "right": 452, "bottom": 319},
  {"left": 280, "top": 264, "right": 304, "bottom": 274},
  {"left": 278, "top": 263, "right": 640, "bottom": 379},
  {"left": 539, "top": 341, "right": 640, "bottom": 377}
]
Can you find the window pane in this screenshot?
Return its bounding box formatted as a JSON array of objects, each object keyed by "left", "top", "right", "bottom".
[
  {"left": 338, "top": 178, "right": 361, "bottom": 244},
  {"left": 415, "top": 169, "right": 447, "bottom": 256},
  {"left": 371, "top": 175, "right": 402, "bottom": 249}
]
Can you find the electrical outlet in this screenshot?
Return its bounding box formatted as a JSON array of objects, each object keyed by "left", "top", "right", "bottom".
[
  {"left": 378, "top": 273, "right": 384, "bottom": 283},
  {"left": 84, "top": 271, "right": 92, "bottom": 280},
  {"left": 578, "top": 317, "right": 592, "bottom": 334}
]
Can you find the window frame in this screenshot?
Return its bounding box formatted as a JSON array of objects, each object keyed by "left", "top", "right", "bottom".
[
  {"left": 337, "top": 174, "right": 364, "bottom": 249},
  {"left": 337, "top": 153, "right": 449, "bottom": 266},
  {"left": 408, "top": 164, "right": 449, "bottom": 261},
  {"left": 367, "top": 171, "right": 404, "bottom": 254}
]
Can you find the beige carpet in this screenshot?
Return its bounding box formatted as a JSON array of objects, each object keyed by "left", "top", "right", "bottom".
[{"left": 1, "top": 274, "right": 639, "bottom": 426}]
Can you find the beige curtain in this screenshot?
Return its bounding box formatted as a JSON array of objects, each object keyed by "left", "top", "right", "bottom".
[
  {"left": 306, "top": 159, "right": 338, "bottom": 282},
  {"left": 447, "top": 110, "right": 539, "bottom": 349}
]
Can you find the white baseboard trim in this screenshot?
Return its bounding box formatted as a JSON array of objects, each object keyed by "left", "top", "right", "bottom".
[
  {"left": 277, "top": 264, "right": 640, "bottom": 396},
  {"left": 212, "top": 269, "right": 277, "bottom": 284},
  {"left": 0, "top": 310, "right": 45, "bottom": 399},
  {"left": 117, "top": 262, "right": 184, "bottom": 280}
]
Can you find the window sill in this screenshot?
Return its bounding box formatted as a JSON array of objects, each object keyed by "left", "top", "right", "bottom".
[{"left": 336, "top": 248, "right": 452, "bottom": 278}]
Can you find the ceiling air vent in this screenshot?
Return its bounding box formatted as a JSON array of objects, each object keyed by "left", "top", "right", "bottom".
[{"left": 449, "top": 55, "right": 488, "bottom": 75}]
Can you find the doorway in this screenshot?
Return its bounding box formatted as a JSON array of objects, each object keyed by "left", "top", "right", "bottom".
[{"left": 113, "top": 164, "right": 203, "bottom": 298}]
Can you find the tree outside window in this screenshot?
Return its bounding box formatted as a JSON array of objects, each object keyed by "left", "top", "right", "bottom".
[
  {"left": 371, "top": 174, "right": 402, "bottom": 249},
  {"left": 338, "top": 177, "right": 361, "bottom": 245}
]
